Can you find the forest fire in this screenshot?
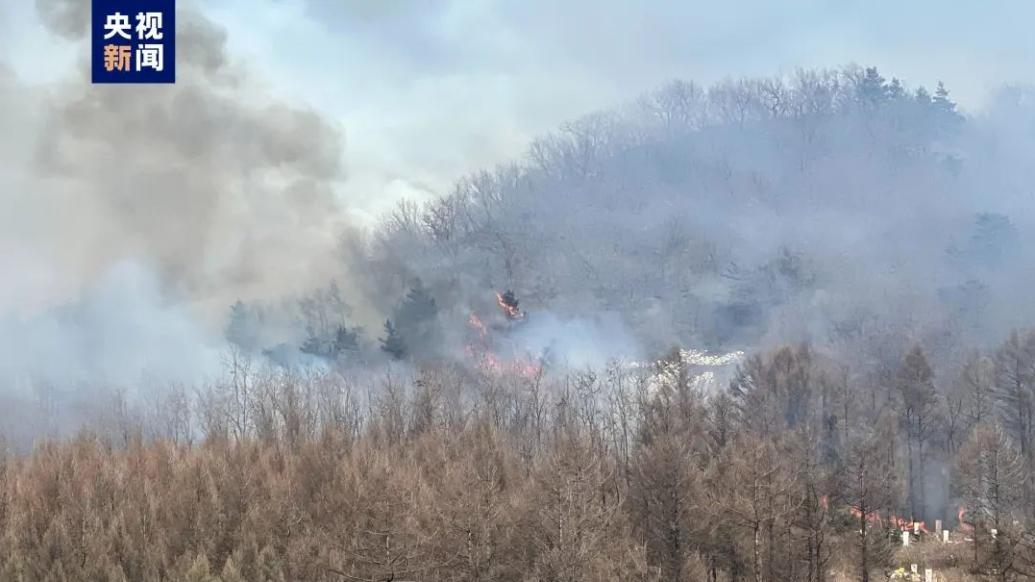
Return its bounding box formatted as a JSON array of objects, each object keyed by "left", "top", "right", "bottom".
[
  {"left": 6, "top": 4, "right": 1034, "bottom": 578},
  {"left": 476, "top": 351, "right": 543, "bottom": 378},
  {"left": 849, "top": 506, "right": 928, "bottom": 533},
  {"left": 956, "top": 506, "right": 974, "bottom": 532},
  {"left": 468, "top": 313, "right": 488, "bottom": 336},
  {"left": 496, "top": 290, "right": 524, "bottom": 320},
  {"left": 465, "top": 302, "right": 540, "bottom": 379}
]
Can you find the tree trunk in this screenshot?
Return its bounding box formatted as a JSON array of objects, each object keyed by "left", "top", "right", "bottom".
[
  {"left": 860, "top": 503, "right": 869, "bottom": 582},
  {"left": 906, "top": 429, "right": 917, "bottom": 520},
  {"left": 753, "top": 523, "right": 763, "bottom": 582}
]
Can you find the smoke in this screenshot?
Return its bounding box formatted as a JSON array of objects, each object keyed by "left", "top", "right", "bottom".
[
  {"left": 0, "top": 1, "right": 353, "bottom": 412},
  {"left": 4, "top": 0, "right": 348, "bottom": 310},
  {"left": 35, "top": 0, "right": 89, "bottom": 40},
  {"left": 8, "top": 2, "right": 1035, "bottom": 452},
  {"left": 354, "top": 68, "right": 1035, "bottom": 380},
  {"left": 511, "top": 312, "right": 642, "bottom": 369},
  {"left": 0, "top": 261, "right": 223, "bottom": 388}
]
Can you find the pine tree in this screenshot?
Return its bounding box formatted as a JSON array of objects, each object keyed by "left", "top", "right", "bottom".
[
  {"left": 392, "top": 279, "right": 439, "bottom": 357},
  {"left": 333, "top": 325, "right": 360, "bottom": 354},
  {"left": 932, "top": 81, "right": 956, "bottom": 113},
  {"left": 300, "top": 325, "right": 360, "bottom": 360},
  {"left": 500, "top": 289, "right": 519, "bottom": 312},
  {"left": 380, "top": 319, "right": 407, "bottom": 360},
  {"left": 297, "top": 281, "right": 362, "bottom": 361},
  {"left": 397, "top": 279, "right": 439, "bottom": 329},
  {"left": 857, "top": 67, "right": 889, "bottom": 107},
  {"left": 969, "top": 213, "right": 1019, "bottom": 268},
  {"left": 931, "top": 81, "right": 964, "bottom": 135},
  {"left": 225, "top": 300, "right": 261, "bottom": 352},
  {"left": 887, "top": 77, "right": 905, "bottom": 100}
]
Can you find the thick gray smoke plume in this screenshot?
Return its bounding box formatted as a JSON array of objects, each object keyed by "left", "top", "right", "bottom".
[{"left": 0, "top": 1, "right": 350, "bottom": 420}]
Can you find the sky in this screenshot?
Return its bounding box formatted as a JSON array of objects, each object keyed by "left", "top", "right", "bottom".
[{"left": 4, "top": 0, "right": 1035, "bottom": 223}]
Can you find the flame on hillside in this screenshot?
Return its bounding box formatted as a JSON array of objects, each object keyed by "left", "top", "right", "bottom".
[
  {"left": 465, "top": 311, "right": 540, "bottom": 379},
  {"left": 848, "top": 506, "right": 928, "bottom": 532},
  {"left": 496, "top": 290, "right": 523, "bottom": 320}
]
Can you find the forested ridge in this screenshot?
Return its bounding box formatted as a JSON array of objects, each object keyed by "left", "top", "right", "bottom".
[{"left": 4, "top": 66, "right": 1035, "bottom": 581}]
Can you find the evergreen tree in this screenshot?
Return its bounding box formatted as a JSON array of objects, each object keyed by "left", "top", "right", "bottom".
[
  {"left": 392, "top": 279, "right": 440, "bottom": 357},
  {"left": 396, "top": 279, "right": 439, "bottom": 329},
  {"left": 932, "top": 81, "right": 956, "bottom": 113},
  {"left": 914, "top": 86, "right": 932, "bottom": 106},
  {"left": 931, "top": 81, "right": 964, "bottom": 134},
  {"left": 380, "top": 319, "right": 407, "bottom": 360},
  {"left": 297, "top": 281, "right": 362, "bottom": 361},
  {"left": 500, "top": 289, "right": 519, "bottom": 311},
  {"left": 225, "top": 300, "right": 261, "bottom": 352},
  {"left": 333, "top": 326, "right": 360, "bottom": 354},
  {"left": 887, "top": 77, "right": 905, "bottom": 100},
  {"left": 857, "top": 67, "right": 889, "bottom": 107},
  {"left": 971, "top": 213, "right": 1019, "bottom": 268},
  {"left": 300, "top": 325, "right": 360, "bottom": 360}
]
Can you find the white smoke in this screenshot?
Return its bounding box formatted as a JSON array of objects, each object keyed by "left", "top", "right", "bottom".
[
  {"left": 0, "top": 2, "right": 354, "bottom": 407},
  {"left": 0, "top": 261, "right": 223, "bottom": 389},
  {"left": 509, "top": 311, "right": 643, "bottom": 369}
]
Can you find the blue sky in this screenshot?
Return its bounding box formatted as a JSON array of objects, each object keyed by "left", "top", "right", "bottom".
[{"left": 4, "top": 0, "right": 1035, "bottom": 218}]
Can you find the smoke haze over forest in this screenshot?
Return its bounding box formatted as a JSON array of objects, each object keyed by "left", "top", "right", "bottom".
[
  {"left": 6, "top": 2, "right": 1035, "bottom": 581},
  {"left": 6, "top": 0, "right": 1035, "bottom": 391},
  {"left": 1, "top": 1, "right": 1035, "bottom": 403}
]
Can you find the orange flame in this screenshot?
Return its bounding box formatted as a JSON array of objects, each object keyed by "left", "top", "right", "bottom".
[
  {"left": 957, "top": 506, "right": 974, "bottom": 532},
  {"left": 469, "top": 313, "right": 488, "bottom": 336},
  {"left": 465, "top": 311, "right": 540, "bottom": 378},
  {"left": 496, "top": 291, "right": 523, "bottom": 320},
  {"left": 848, "top": 506, "right": 927, "bottom": 532}
]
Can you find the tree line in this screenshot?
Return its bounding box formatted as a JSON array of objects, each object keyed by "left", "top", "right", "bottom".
[{"left": 2, "top": 327, "right": 1034, "bottom": 581}]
